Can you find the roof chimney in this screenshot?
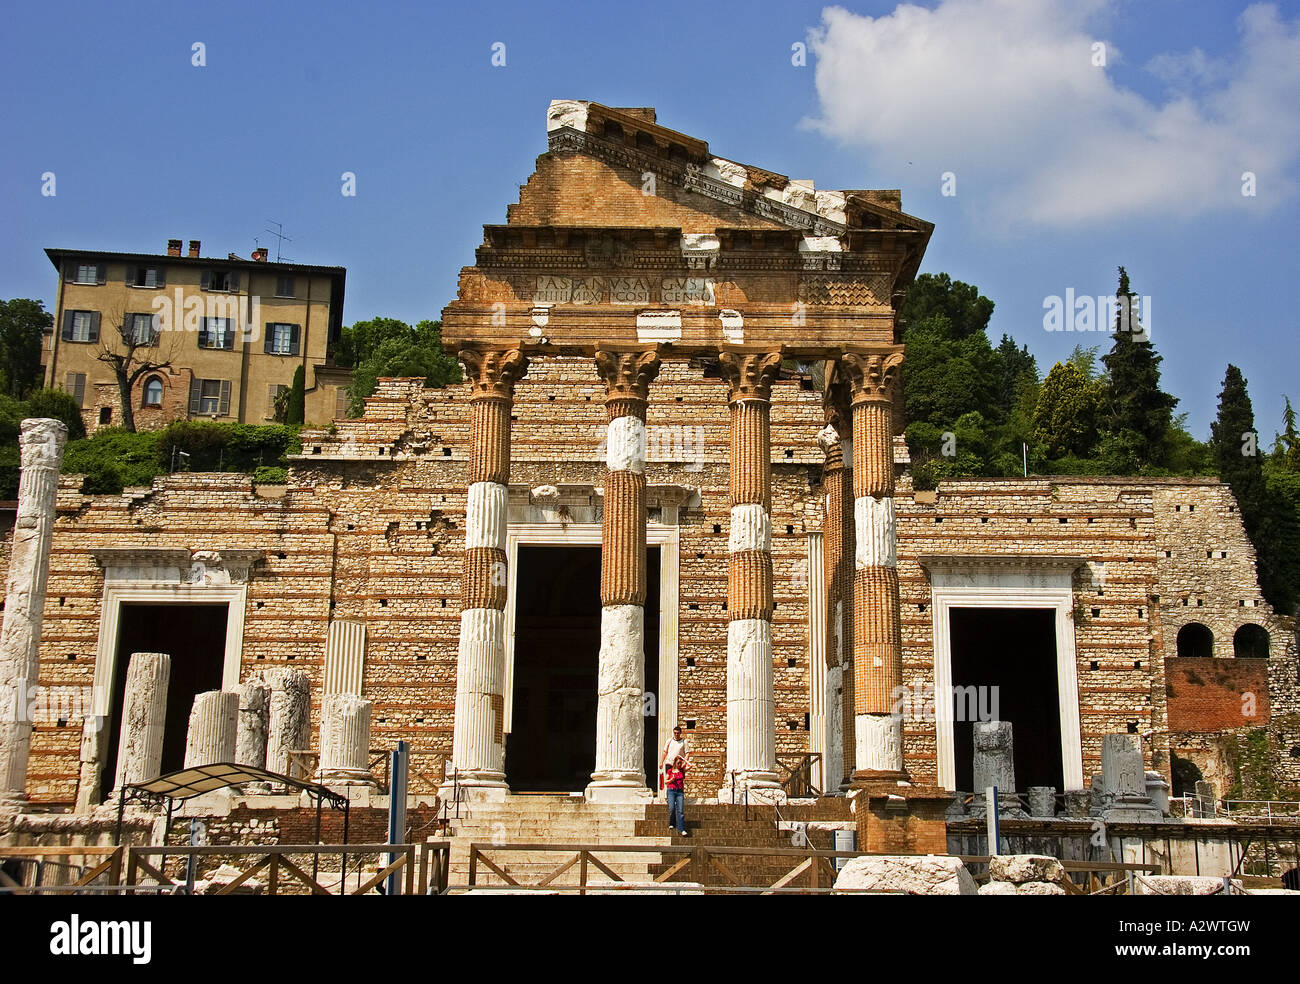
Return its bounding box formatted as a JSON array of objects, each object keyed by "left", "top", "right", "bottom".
[
  {"left": 252, "top": 247, "right": 269, "bottom": 262},
  {"left": 187, "top": 240, "right": 201, "bottom": 258},
  {"left": 167, "top": 239, "right": 182, "bottom": 257}
]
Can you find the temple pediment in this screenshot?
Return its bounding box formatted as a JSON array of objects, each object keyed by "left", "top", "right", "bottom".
[{"left": 443, "top": 101, "right": 932, "bottom": 357}]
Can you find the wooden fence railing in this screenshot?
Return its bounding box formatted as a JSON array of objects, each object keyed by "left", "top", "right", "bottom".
[{"left": 1, "top": 842, "right": 450, "bottom": 895}]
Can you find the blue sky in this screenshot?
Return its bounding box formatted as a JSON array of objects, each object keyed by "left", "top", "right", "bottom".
[{"left": 2, "top": 0, "right": 1297, "bottom": 439}]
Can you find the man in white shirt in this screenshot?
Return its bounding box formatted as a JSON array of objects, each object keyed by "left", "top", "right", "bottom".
[{"left": 659, "top": 725, "right": 689, "bottom": 780}]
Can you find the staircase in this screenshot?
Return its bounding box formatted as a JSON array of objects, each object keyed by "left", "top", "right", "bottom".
[
  {"left": 638, "top": 800, "right": 854, "bottom": 887},
  {"left": 437, "top": 796, "right": 673, "bottom": 889},
  {"left": 435, "top": 795, "right": 855, "bottom": 891}
]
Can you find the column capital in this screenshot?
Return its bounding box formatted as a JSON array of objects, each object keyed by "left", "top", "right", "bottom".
[
  {"left": 459, "top": 347, "right": 529, "bottom": 400},
  {"left": 817, "top": 423, "right": 844, "bottom": 471},
  {"left": 18, "top": 418, "right": 68, "bottom": 471},
  {"left": 594, "top": 346, "right": 662, "bottom": 404},
  {"left": 839, "top": 348, "right": 904, "bottom": 405},
  {"left": 718, "top": 348, "right": 782, "bottom": 403}
]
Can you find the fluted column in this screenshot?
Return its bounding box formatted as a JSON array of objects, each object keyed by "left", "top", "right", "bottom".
[
  {"left": 0, "top": 419, "right": 68, "bottom": 812},
  {"left": 265, "top": 669, "right": 311, "bottom": 777},
  {"left": 818, "top": 412, "right": 853, "bottom": 793},
  {"left": 587, "top": 347, "right": 661, "bottom": 802},
  {"left": 841, "top": 348, "right": 907, "bottom": 783},
  {"left": 448, "top": 347, "right": 528, "bottom": 799},
  {"left": 317, "top": 693, "right": 374, "bottom": 785},
  {"left": 183, "top": 690, "right": 238, "bottom": 767},
  {"left": 718, "top": 349, "right": 784, "bottom": 802},
  {"left": 113, "top": 651, "right": 171, "bottom": 791}
]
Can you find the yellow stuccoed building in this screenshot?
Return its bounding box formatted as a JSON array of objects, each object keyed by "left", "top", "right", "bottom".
[{"left": 43, "top": 239, "right": 350, "bottom": 431}]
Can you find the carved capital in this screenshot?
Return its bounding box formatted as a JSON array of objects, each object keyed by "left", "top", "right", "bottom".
[
  {"left": 840, "top": 349, "right": 904, "bottom": 405},
  {"left": 459, "top": 348, "right": 529, "bottom": 400},
  {"left": 817, "top": 424, "right": 843, "bottom": 470},
  {"left": 18, "top": 418, "right": 69, "bottom": 471},
  {"left": 718, "top": 349, "right": 782, "bottom": 403},
  {"left": 594, "top": 347, "right": 662, "bottom": 403}
]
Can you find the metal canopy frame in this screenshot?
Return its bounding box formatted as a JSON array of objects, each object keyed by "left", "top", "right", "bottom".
[{"left": 114, "top": 762, "right": 351, "bottom": 875}]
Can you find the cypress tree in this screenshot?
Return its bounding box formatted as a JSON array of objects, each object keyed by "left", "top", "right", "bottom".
[
  {"left": 1100, "top": 267, "right": 1177, "bottom": 468},
  {"left": 286, "top": 365, "right": 306, "bottom": 426}
]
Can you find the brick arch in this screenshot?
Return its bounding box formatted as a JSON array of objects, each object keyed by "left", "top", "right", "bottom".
[
  {"left": 1233, "top": 622, "right": 1270, "bottom": 659},
  {"left": 1175, "top": 622, "right": 1214, "bottom": 659}
]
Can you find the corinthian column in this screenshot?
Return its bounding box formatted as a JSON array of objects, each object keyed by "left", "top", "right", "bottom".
[
  {"left": 718, "top": 349, "right": 784, "bottom": 803},
  {"left": 447, "top": 347, "right": 528, "bottom": 800},
  {"left": 841, "top": 348, "right": 907, "bottom": 783},
  {"left": 817, "top": 406, "right": 853, "bottom": 793},
  {"left": 587, "top": 347, "right": 660, "bottom": 802},
  {"left": 0, "top": 418, "right": 68, "bottom": 813}
]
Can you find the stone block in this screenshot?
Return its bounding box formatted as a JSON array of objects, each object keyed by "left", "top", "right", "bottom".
[
  {"left": 988, "top": 854, "right": 1065, "bottom": 885},
  {"left": 834, "top": 854, "right": 976, "bottom": 895}
]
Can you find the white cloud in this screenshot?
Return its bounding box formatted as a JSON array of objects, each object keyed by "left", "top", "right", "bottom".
[{"left": 807, "top": 1, "right": 1300, "bottom": 226}]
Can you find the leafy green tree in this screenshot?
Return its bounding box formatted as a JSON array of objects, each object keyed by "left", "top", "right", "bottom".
[
  {"left": 1100, "top": 267, "right": 1177, "bottom": 468},
  {"left": 1273, "top": 396, "right": 1299, "bottom": 470},
  {"left": 993, "top": 334, "right": 1037, "bottom": 418},
  {"left": 285, "top": 365, "right": 306, "bottom": 426},
  {"left": 1033, "top": 361, "right": 1103, "bottom": 458},
  {"left": 335, "top": 317, "right": 420, "bottom": 368},
  {"left": 346, "top": 319, "right": 460, "bottom": 416},
  {"left": 25, "top": 388, "right": 87, "bottom": 440},
  {"left": 0, "top": 298, "right": 52, "bottom": 398},
  {"left": 899, "top": 272, "right": 995, "bottom": 342}
]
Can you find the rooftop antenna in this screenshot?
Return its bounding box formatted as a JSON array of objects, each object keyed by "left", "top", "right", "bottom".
[{"left": 264, "top": 220, "right": 293, "bottom": 262}]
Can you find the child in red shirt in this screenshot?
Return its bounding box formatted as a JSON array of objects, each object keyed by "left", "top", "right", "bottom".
[{"left": 666, "top": 756, "right": 689, "bottom": 836}]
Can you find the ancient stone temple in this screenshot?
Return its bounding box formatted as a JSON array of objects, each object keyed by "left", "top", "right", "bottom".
[{"left": 1, "top": 104, "right": 1296, "bottom": 848}]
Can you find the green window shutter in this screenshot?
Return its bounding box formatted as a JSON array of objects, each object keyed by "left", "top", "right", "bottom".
[
  {"left": 61, "top": 311, "right": 75, "bottom": 341},
  {"left": 88, "top": 312, "right": 100, "bottom": 343},
  {"left": 188, "top": 377, "right": 202, "bottom": 414},
  {"left": 289, "top": 324, "right": 301, "bottom": 356},
  {"left": 154, "top": 266, "right": 166, "bottom": 288},
  {"left": 95, "top": 264, "right": 106, "bottom": 285},
  {"left": 228, "top": 271, "right": 241, "bottom": 292},
  {"left": 201, "top": 270, "right": 211, "bottom": 290},
  {"left": 124, "top": 265, "right": 136, "bottom": 286},
  {"left": 223, "top": 322, "right": 235, "bottom": 350},
  {"left": 218, "top": 380, "right": 231, "bottom": 416}
]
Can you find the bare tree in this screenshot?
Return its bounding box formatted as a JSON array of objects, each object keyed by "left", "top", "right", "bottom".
[{"left": 94, "top": 306, "right": 179, "bottom": 432}]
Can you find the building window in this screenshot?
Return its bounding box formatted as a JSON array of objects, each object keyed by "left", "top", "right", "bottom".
[
  {"left": 189, "top": 378, "right": 231, "bottom": 416},
  {"left": 61, "top": 310, "right": 100, "bottom": 343},
  {"left": 127, "top": 266, "right": 165, "bottom": 288},
  {"left": 198, "top": 318, "right": 236, "bottom": 350},
  {"left": 265, "top": 322, "right": 300, "bottom": 356},
  {"left": 1175, "top": 622, "right": 1214, "bottom": 659},
  {"left": 1233, "top": 623, "right": 1269, "bottom": 659},
  {"left": 98, "top": 407, "right": 112, "bottom": 425},
  {"left": 201, "top": 270, "right": 240, "bottom": 292},
  {"left": 64, "top": 372, "right": 86, "bottom": 407},
  {"left": 128, "top": 313, "right": 157, "bottom": 346},
  {"left": 69, "top": 263, "right": 103, "bottom": 285},
  {"left": 275, "top": 276, "right": 295, "bottom": 298},
  {"left": 143, "top": 376, "right": 164, "bottom": 407}
]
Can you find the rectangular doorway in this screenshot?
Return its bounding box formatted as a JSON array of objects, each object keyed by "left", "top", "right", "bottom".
[
  {"left": 949, "top": 607, "right": 1064, "bottom": 793},
  {"left": 505, "top": 545, "right": 660, "bottom": 792},
  {"left": 100, "top": 603, "right": 229, "bottom": 793}
]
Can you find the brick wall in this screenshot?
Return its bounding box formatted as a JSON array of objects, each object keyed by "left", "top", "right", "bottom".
[{"left": 1166, "top": 657, "right": 1270, "bottom": 732}]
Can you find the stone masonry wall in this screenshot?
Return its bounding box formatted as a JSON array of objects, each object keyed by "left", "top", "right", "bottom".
[{"left": 3, "top": 365, "right": 1296, "bottom": 805}]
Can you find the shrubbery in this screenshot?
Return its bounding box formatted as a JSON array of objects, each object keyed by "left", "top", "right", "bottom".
[{"left": 56, "top": 421, "right": 301, "bottom": 495}]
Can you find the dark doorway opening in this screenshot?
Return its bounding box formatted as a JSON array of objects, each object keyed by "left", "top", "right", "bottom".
[
  {"left": 100, "top": 604, "right": 228, "bottom": 795},
  {"left": 506, "top": 545, "right": 659, "bottom": 792},
  {"left": 949, "top": 607, "right": 1062, "bottom": 793}
]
